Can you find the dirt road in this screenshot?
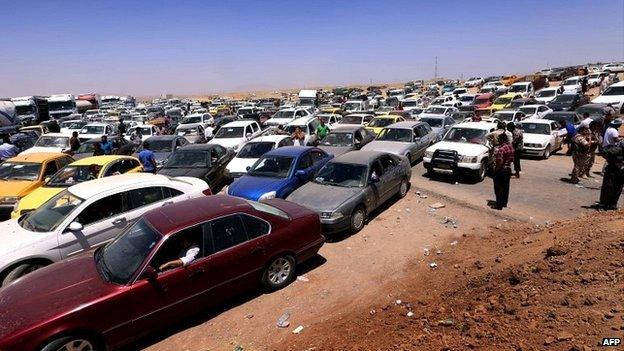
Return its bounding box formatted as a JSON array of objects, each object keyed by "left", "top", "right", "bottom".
[{"left": 134, "top": 146, "right": 611, "bottom": 351}]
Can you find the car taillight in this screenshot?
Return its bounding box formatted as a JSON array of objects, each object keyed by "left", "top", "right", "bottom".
[{"left": 202, "top": 188, "right": 212, "bottom": 196}]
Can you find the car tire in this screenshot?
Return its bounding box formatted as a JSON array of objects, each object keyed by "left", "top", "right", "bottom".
[
  {"left": 543, "top": 145, "right": 551, "bottom": 159},
  {"left": 261, "top": 255, "right": 296, "bottom": 291},
  {"left": 350, "top": 205, "right": 367, "bottom": 234},
  {"left": 41, "top": 334, "right": 103, "bottom": 351},
  {"left": 397, "top": 178, "right": 409, "bottom": 198},
  {"left": 2, "top": 262, "right": 47, "bottom": 287}
]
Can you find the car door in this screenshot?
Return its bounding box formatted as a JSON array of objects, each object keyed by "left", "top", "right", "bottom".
[
  {"left": 291, "top": 152, "right": 314, "bottom": 191},
  {"left": 551, "top": 122, "right": 562, "bottom": 148},
  {"left": 379, "top": 154, "right": 402, "bottom": 198},
  {"left": 206, "top": 147, "right": 225, "bottom": 189}
]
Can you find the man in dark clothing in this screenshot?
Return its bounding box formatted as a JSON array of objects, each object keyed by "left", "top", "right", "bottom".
[
  {"left": 492, "top": 133, "right": 515, "bottom": 210},
  {"left": 598, "top": 140, "right": 624, "bottom": 210},
  {"left": 507, "top": 122, "right": 523, "bottom": 178},
  {"left": 47, "top": 119, "right": 60, "bottom": 133},
  {"left": 69, "top": 131, "right": 81, "bottom": 153},
  {"left": 118, "top": 118, "right": 127, "bottom": 136}
]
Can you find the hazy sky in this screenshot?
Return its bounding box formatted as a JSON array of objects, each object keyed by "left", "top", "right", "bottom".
[{"left": 2, "top": 0, "right": 623, "bottom": 97}]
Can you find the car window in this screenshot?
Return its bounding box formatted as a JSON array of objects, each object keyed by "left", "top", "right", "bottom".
[
  {"left": 118, "top": 159, "right": 140, "bottom": 173},
  {"left": 127, "top": 187, "right": 165, "bottom": 210},
  {"left": 310, "top": 150, "right": 326, "bottom": 164},
  {"left": 43, "top": 160, "right": 58, "bottom": 177},
  {"left": 379, "top": 155, "right": 397, "bottom": 171},
  {"left": 296, "top": 153, "right": 312, "bottom": 170},
  {"left": 151, "top": 224, "right": 205, "bottom": 269},
  {"left": 241, "top": 213, "right": 270, "bottom": 239},
  {"left": 77, "top": 193, "right": 126, "bottom": 226},
  {"left": 278, "top": 138, "right": 294, "bottom": 147},
  {"left": 57, "top": 156, "right": 72, "bottom": 169},
  {"left": 104, "top": 160, "right": 122, "bottom": 176},
  {"left": 207, "top": 215, "right": 248, "bottom": 254}
]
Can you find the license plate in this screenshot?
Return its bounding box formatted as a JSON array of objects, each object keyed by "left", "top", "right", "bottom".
[{"left": 435, "top": 163, "right": 451, "bottom": 169}]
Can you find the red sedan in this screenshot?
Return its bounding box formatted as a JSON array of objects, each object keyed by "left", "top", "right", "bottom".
[{"left": 0, "top": 195, "right": 324, "bottom": 351}]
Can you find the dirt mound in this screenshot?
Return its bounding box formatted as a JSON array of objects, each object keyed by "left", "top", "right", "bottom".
[{"left": 280, "top": 212, "right": 624, "bottom": 350}]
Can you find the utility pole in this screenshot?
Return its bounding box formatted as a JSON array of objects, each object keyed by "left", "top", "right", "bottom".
[{"left": 434, "top": 56, "right": 438, "bottom": 79}]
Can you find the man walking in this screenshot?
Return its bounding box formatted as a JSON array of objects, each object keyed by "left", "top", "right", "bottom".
[
  {"left": 69, "top": 131, "right": 81, "bottom": 153},
  {"left": 507, "top": 122, "right": 523, "bottom": 178},
  {"left": 570, "top": 126, "right": 596, "bottom": 183},
  {"left": 598, "top": 139, "right": 624, "bottom": 210},
  {"left": 138, "top": 141, "right": 157, "bottom": 174},
  {"left": 492, "top": 133, "right": 514, "bottom": 210},
  {"left": 316, "top": 118, "right": 330, "bottom": 141}
]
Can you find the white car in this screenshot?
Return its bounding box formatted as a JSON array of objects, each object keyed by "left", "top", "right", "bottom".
[
  {"left": 591, "top": 81, "right": 624, "bottom": 114},
  {"left": 518, "top": 105, "right": 552, "bottom": 119},
  {"left": 78, "top": 123, "right": 117, "bottom": 141},
  {"left": 344, "top": 100, "right": 370, "bottom": 113},
  {"left": 59, "top": 120, "right": 87, "bottom": 136},
  {"left": 431, "top": 95, "right": 455, "bottom": 105},
  {"left": 285, "top": 116, "right": 321, "bottom": 146},
  {"left": 482, "top": 81, "right": 508, "bottom": 94},
  {"left": 0, "top": 173, "right": 209, "bottom": 286},
  {"left": 337, "top": 113, "right": 375, "bottom": 128},
  {"left": 451, "top": 87, "right": 469, "bottom": 96},
  {"left": 520, "top": 120, "right": 564, "bottom": 159},
  {"left": 401, "top": 98, "right": 421, "bottom": 112},
  {"left": 419, "top": 105, "right": 458, "bottom": 118},
  {"left": 489, "top": 110, "right": 527, "bottom": 123},
  {"left": 19, "top": 133, "right": 71, "bottom": 155},
  {"left": 587, "top": 72, "right": 609, "bottom": 87},
  {"left": 176, "top": 113, "right": 214, "bottom": 131},
  {"left": 561, "top": 76, "right": 584, "bottom": 94},
  {"left": 387, "top": 89, "right": 406, "bottom": 101},
  {"left": 207, "top": 120, "right": 262, "bottom": 152},
  {"left": 534, "top": 87, "right": 564, "bottom": 103},
  {"left": 126, "top": 125, "right": 158, "bottom": 140},
  {"left": 464, "top": 77, "right": 484, "bottom": 87},
  {"left": 601, "top": 62, "right": 624, "bottom": 73},
  {"left": 225, "top": 135, "right": 294, "bottom": 179},
  {"left": 265, "top": 107, "right": 312, "bottom": 126},
  {"left": 457, "top": 94, "right": 477, "bottom": 106},
  {"left": 508, "top": 82, "right": 534, "bottom": 98},
  {"left": 423, "top": 121, "right": 497, "bottom": 182}
]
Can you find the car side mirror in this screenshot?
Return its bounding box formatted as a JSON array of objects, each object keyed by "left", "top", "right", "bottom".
[
  {"left": 246, "top": 165, "right": 251, "bottom": 171},
  {"left": 295, "top": 169, "right": 306, "bottom": 177},
  {"left": 68, "top": 221, "right": 83, "bottom": 232},
  {"left": 142, "top": 266, "right": 158, "bottom": 282},
  {"left": 444, "top": 125, "right": 451, "bottom": 130}
]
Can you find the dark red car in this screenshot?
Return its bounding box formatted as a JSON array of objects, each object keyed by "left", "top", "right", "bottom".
[
  {"left": 473, "top": 92, "right": 495, "bottom": 109},
  {"left": 0, "top": 195, "right": 324, "bottom": 351}
]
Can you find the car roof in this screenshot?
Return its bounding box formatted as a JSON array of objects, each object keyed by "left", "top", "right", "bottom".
[
  {"left": 451, "top": 121, "right": 496, "bottom": 130},
  {"left": 70, "top": 155, "right": 136, "bottom": 166},
  {"left": 330, "top": 126, "right": 362, "bottom": 133},
  {"left": 67, "top": 173, "right": 178, "bottom": 199},
  {"left": 249, "top": 135, "right": 290, "bottom": 142},
  {"left": 265, "top": 146, "right": 315, "bottom": 157},
  {"left": 387, "top": 121, "right": 426, "bottom": 129},
  {"left": 222, "top": 120, "right": 257, "bottom": 127},
  {"left": 286, "top": 116, "right": 317, "bottom": 125},
  {"left": 332, "top": 150, "right": 386, "bottom": 165},
  {"left": 7, "top": 152, "right": 67, "bottom": 163},
  {"left": 145, "top": 195, "right": 252, "bottom": 235}
]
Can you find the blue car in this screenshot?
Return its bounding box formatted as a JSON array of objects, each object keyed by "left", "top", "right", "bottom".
[{"left": 227, "top": 146, "right": 333, "bottom": 201}]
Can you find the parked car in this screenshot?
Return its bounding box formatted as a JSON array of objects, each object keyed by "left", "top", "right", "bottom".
[
  {"left": 591, "top": 81, "right": 624, "bottom": 114},
  {"left": 136, "top": 135, "right": 190, "bottom": 168},
  {"left": 126, "top": 124, "right": 158, "bottom": 140},
  {"left": 72, "top": 135, "right": 135, "bottom": 160},
  {"left": 59, "top": 120, "right": 87, "bottom": 135},
  {"left": 418, "top": 116, "right": 457, "bottom": 140},
  {"left": 601, "top": 62, "right": 624, "bottom": 73},
  {"left": 575, "top": 103, "right": 616, "bottom": 121},
  {"left": 207, "top": 120, "right": 262, "bottom": 152},
  {"left": 157, "top": 144, "right": 234, "bottom": 191},
  {"left": 361, "top": 121, "right": 437, "bottom": 164},
  {"left": 507, "top": 98, "right": 539, "bottom": 110},
  {"left": 176, "top": 113, "right": 214, "bottom": 131},
  {"left": 365, "top": 115, "right": 405, "bottom": 135},
  {"left": 534, "top": 86, "right": 564, "bottom": 103},
  {"left": 78, "top": 123, "right": 117, "bottom": 141},
  {"left": 587, "top": 72, "right": 609, "bottom": 87},
  {"left": 520, "top": 120, "right": 564, "bottom": 159},
  {"left": 543, "top": 111, "right": 582, "bottom": 128},
  {"left": 338, "top": 113, "right": 375, "bottom": 128},
  {"left": 423, "top": 121, "right": 497, "bottom": 182},
  {"left": 507, "top": 82, "right": 535, "bottom": 98},
  {"left": 501, "top": 75, "right": 520, "bottom": 86},
  {"left": 490, "top": 93, "right": 523, "bottom": 111},
  {"left": 561, "top": 76, "right": 585, "bottom": 94},
  {"left": 419, "top": 105, "right": 457, "bottom": 118},
  {"left": 457, "top": 94, "right": 477, "bottom": 106},
  {"left": 0, "top": 153, "right": 74, "bottom": 220},
  {"left": 265, "top": 107, "right": 312, "bottom": 126},
  {"left": 0, "top": 173, "right": 210, "bottom": 287},
  {"left": 318, "top": 126, "right": 376, "bottom": 157},
  {"left": 489, "top": 110, "right": 527, "bottom": 123},
  {"left": 226, "top": 135, "right": 293, "bottom": 179},
  {"left": 284, "top": 116, "right": 321, "bottom": 146},
  {"left": 288, "top": 151, "right": 411, "bottom": 234},
  {"left": 464, "top": 77, "right": 484, "bottom": 87},
  {"left": 176, "top": 124, "right": 207, "bottom": 144},
  {"left": 227, "top": 146, "right": 332, "bottom": 201},
  {"left": 12, "top": 155, "right": 143, "bottom": 218},
  {"left": 473, "top": 93, "right": 496, "bottom": 108},
  {"left": 19, "top": 133, "right": 71, "bottom": 155},
  {"left": 518, "top": 105, "right": 553, "bottom": 119},
  {"left": 315, "top": 113, "right": 342, "bottom": 127},
  {"left": 547, "top": 93, "right": 589, "bottom": 111},
  {"left": 0, "top": 195, "right": 324, "bottom": 351}
]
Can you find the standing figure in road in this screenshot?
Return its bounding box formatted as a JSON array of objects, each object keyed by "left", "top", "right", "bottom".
[
  {"left": 570, "top": 126, "right": 596, "bottom": 183},
  {"left": 291, "top": 126, "right": 306, "bottom": 146},
  {"left": 598, "top": 139, "right": 624, "bottom": 210},
  {"left": 507, "top": 122, "right": 523, "bottom": 178},
  {"left": 492, "top": 133, "right": 514, "bottom": 210},
  {"left": 585, "top": 121, "right": 602, "bottom": 177},
  {"left": 138, "top": 141, "right": 157, "bottom": 174}
]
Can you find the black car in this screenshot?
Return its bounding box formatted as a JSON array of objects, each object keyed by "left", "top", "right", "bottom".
[
  {"left": 157, "top": 143, "right": 235, "bottom": 192},
  {"left": 547, "top": 93, "right": 589, "bottom": 111},
  {"left": 575, "top": 103, "right": 616, "bottom": 123},
  {"left": 543, "top": 111, "right": 581, "bottom": 128},
  {"left": 72, "top": 135, "right": 135, "bottom": 160}
]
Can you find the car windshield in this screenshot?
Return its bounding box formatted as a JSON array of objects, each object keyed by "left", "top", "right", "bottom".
[
  {"left": 474, "top": 98, "right": 490, "bottom": 105},
  {"left": 80, "top": 125, "right": 105, "bottom": 134},
  {"left": 177, "top": 127, "right": 201, "bottom": 136},
  {"left": 48, "top": 101, "right": 74, "bottom": 110},
  {"left": 494, "top": 97, "right": 511, "bottom": 104},
  {"left": 537, "top": 90, "right": 556, "bottom": 97},
  {"left": 519, "top": 107, "right": 537, "bottom": 115},
  {"left": 0, "top": 162, "right": 41, "bottom": 181},
  {"left": 553, "top": 95, "right": 575, "bottom": 102},
  {"left": 272, "top": 111, "right": 295, "bottom": 119},
  {"left": 47, "top": 165, "right": 101, "bottom": 186},
  {"left": 61, "top": 121, "right": 86, "bottom": 129},
  {"left": 443, "top": 127, "right": 487, "bottom": 144},
  {"left": 420, "top": 118, "right": 443, "bottom": 128},
  {"left": 19, "top": 190, "right": 83, "bottom": 232},
  {"left": 345, "top": 102, "right": 361, "bottom": 110},
  {"left": 314, "top": 162, "right": 367, "bottom": 188},
  {"left": 564, "top": 79, "right": 578, "bottom": 85},
  {"left": 602, "top": 86, "right": 624, "bottom": 96},
  {"left": 368, "top": 118, "right": 395, "bottom": 128},
  {"left": 98, "top": 219, "right": 160, "bottom": 284},
  {"left": 75, "top": 141, "right": 96, "bottom": 154},
  {"left": 148, "top": 139, "right": 173, "bottom": 152},
  {"left": 509, "top": 85, "right": 526, "bottom": 93},
  {"left": 215, "top": 126, "right": 244, "bottom": 138},
  {"left": 376, "top": 128, "right": 412, "bottom": 142},
  {"left": 244, "top": 200, "right": 290, "bottom": 219},
  {"left": 15, "top": 105, "right": 36, "bottom": 115},
  {"left": 284, "top": 125, "right": 309, "bottom": 134},
  {"left": 341, "top": 116, "right": 364, "bottom": 124},
  {"left": 493, "top": 113, "right": 515, "bottom": 121},
  {"left": 459, "top": 96, "right": 474, "bottom": 102},
  {"left": 164, "top": 150, "right": 208, "bottom": 168},
  {"left": 425, "top": 107, "right": 446, "bottom": 114},
  {"left": 131, "top": 127, "right": 152, "bottom": 136},
  {"left": 402, "top": 100, "right": 418, "bottom": 107},
  {"left": 181, "top": 116, "right": 202, "bottom": 124},
  {"left": 248, "top": 155, "right": 294, "bottom": 178},
  {"left": 509, "top": 100, "right": 526, "bottom": 109},
  {"left": 35, "top": 136, "right": 69, "bottom": 147},
  {"left": 521, "top": 123, "right": 551, "bottom": 135},
  {"left": 322, "top": 132, "right": 354, "bottom": 146},
  {"left": 237, "top": 142, "right": 274, "bottom": 158}
]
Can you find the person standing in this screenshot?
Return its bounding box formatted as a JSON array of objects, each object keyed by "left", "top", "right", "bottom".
[
  {"left": 92, "top": 142, "right": 104, "bottom": 156},
  {"left": 69, "top": 131, "right": 81, "bottom": 153},
  {"left": 598, "top": 139, "right": 624, "bottom": 210},
  {"left": 291, "top": 126, "right": 306, "bottom": 146},
  {"left": 487, "top": 121, "right": 512, "bottom": 147},
  {"left": 130, "top": 128, "right": 142, "bottom": 147},
  {"left": 118, "top": 118, "right": 127, "bottom": 136},
  {"left": 570, "top": 126, "right": 594, "bottom": 183},
  {"left": 492, "top": 133, "right": 515, "bottom": 210},
  {"left": 0, "top": 135, "right": 19, "bottom": 161},
  {"left": 585, "top": 121, "right": 602, "bottom": 177},
  {"left": 204, "top": 122, "right": 215, "bottom": 141},
  {"left": 138, "top": 141, "right": 157, "bottom": 174},
  {"left": 602, "top": 119, "right": 622, "bottom": 149},
  {"left": 507, "top": 123, "right": 523, "bottom": 178},
  {"left": 599, "top": 76, "right": 610, "bottom": 94},
  {"left": 565, "top": 120, "right": 577, "bottom": 156},
  {"left": 100, "top": 135, "right": 113, "bottom": 155},
  {"left": 316, "top": 118, "right": 330, "bottom": 141}
]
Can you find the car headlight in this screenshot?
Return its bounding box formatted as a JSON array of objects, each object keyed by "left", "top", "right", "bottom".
[
  {"left": 460, "top": 155, "right": 478, "bottom": 163},
  {"left": 0, "top": 196, "right": 19, "bottom": 205},
  {"left": 258, "top": 191, "right": 276, "bottom": 201},
  {"left": 320, "top": 211, "right": 344, "bottom": 220},
  {"left": 424, "top": 150, "right": 434, "bottom": 158}
]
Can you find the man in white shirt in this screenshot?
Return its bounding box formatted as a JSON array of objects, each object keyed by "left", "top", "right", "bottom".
[
  {"left": 204, "top": 122, "right": 215, "bottom": 140},
  {"left": 603, "top": 119, "right": 622, "bottom": 148},
  {"left": 158, "top": 237, "right": 200, "bottom": 271}
]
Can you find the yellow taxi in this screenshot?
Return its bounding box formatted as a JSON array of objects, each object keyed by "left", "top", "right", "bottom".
[
  {"left": 12, "top": 155, "right": 142, "bottom": 218},
  {"left": 490, "top": 93, "right": 524, "bottom": 112},
  {"left": 209, "top": 105, "right": 232, "bottom": 115},
  {"left": 0, "top": 153, "right": 74, "bottom": 219},
  {"left": 365, "top": 115, "right": 405, "bottom": 135}
]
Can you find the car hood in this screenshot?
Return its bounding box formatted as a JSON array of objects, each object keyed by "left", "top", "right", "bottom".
[
  {"left": 523, "top": 133, "right": 551, "bottom": 144},
  {"left": 228, "top": 175, "right": 290, "bottom": 200},
  {"left": 426, "top": 141, "right": 488, "bottom": 157},
  {"left": 361, "top": 140, "right": 411, "bottom": 155},
  {"left": 0, "top": 253, "right": 115, "bottom": 338},
  {"left": 592, "top": 95, "right": 624, "bottom": 104},
  {"left": 19, "top": 146, "right": 65, "bottom": 155},
  {"left": 226, "top": 157, "right": 256, "bottom": 174},
  {"left": 0, "top": 219, "right": 51, "bottom": 259},
  {"left": 288, "top": 182, "right": 362, "bottom": 212},
  {"left": 0, "top": 180, "right": 40, "bottom": 198},
  {"left": 157, "top": 167, "right": 208, "bottom": 178},
  {"left": 317, "top": 145, "right": 353, "bottom": 157},
  {"left": 16, "top": 186, "right": 63, "bottom": 213},
  {"left": 419, "top": 112, "right": 446, "bottom": 118},
  {"left": 208, "top": 138, "right": 244, "bottom": 148}
]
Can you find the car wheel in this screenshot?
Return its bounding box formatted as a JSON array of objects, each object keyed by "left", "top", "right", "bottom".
[
  {"left": 2, "top": 262, "right": 47, "bottom": 287},
  {"left": 397, "top": 178, "right": 409, "bottom": 198},
  {"left": 350, "top": 205, "right": 367, "bottom": 233},
  {"left": 41, "top": 334, "right": 103, "bottom": 351},
  {"left": 262, "top": 255, "right": 296, "bottom": 291},
  {"left": 543, "top": 145, "right": 551, "bottom": 159}
]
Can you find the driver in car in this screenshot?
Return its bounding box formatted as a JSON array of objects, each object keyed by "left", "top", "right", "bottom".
[{"left": 158, "top": 237, "right": 200, "bottom": 272}]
